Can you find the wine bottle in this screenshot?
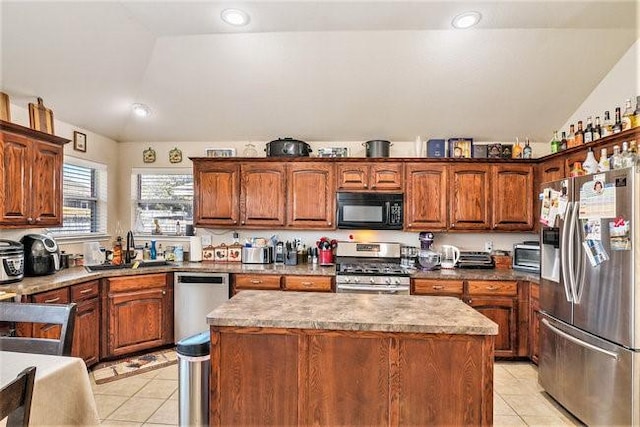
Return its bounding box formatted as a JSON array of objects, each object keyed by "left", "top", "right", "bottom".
[
  {"left": 613, "top": 107, "right": 623, "bottom": 133},
  {"left": 622, "top": 99, "right": 633, "bottom": 131},
  {"left": 523, "top": 139, "right": 532, "bottom": 158},
  {"left": 575, "top": 121, "right": 584, "bottom": 145},
  {"left": 550, "top": 131, "right": 560, "bottom": 154},
  {"left": 560, "top": 131, "right": 567, "bottom": 151},
  {"left": 567, "top": 124, "right": 576, "bottom": 147},
  {"left": 633, "top": 96, "right": 640, "bottom": 129},
  {"left": 583, "top": 117, "right": 593, "bottom": 143},
  {"left": 602, "top": 111, "right": 613, "bottom": 137},
  {"left": 593, "top": 116, "right": 602, "bottom": 141}
]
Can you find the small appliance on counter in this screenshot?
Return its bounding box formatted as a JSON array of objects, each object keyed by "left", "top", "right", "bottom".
[
  {"left": 0, "top": 239, "right": 24, "bottom": 284},
  {"left": 512, "top": 241, "right": 541, "bottom": 272},
  {"left": 241, "top": 246, "right": 272, "bottom": 264},
  {"left": 417, "top": 232, "right": 440, "bottom": 270},
  {"left": 455, "top": 251, "right": 495, "bottom": 269},
  {"left": 21, "top": 233, "right": 60, "bottom": 276}
]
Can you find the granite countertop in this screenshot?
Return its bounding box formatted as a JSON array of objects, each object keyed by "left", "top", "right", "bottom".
[
  {"left": 207, "top": 290, "right": 498, "bottom": 335},
  {"left": 0, "top": 262, "right": 539, "bottom": 296}
]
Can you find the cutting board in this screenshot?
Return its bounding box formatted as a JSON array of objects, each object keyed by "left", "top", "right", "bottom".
[
  {"left": 28, "top": 97, "right": 55, "bottom": 134},
  {"left": 0, "top": 92, "right": 10, "bottom": 122}
]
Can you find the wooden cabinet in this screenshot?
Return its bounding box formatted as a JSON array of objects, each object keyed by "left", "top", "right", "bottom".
[
  {"left": 286, "top": 163, "right": 334, "bottom": 229},
  {"left": 491, "top": 164, "right": 534, "bottom": 230},
  {"left": 404, "top": 164, "right": 448, "bottom": 231},
  {"left": 70, "top": 280, "right": 100, "bottom": 367},
  {"left": 241, "top": 163, "right": 286, "bottom": 227},
  {"left": 465, "top": 280, "right": 518, "bottom": 358},
  {"left": 449, "top": 164, "right": 491, "bottom": 230},
  {"left": 193, "top": 161, "right": 240, "bottom": 227},
  {"left": 102, "top": 273, "right": 173, "bottom": 358},
  {"left": 336, "top": 162, "right": 403, "bottom": 191},
  {"left": 539, "top": 156, "right": 565, "bottom": 184},
  {"left": 233, "top": 274, "right": 282, "bottom": 294},
  {"left": 0, "top": 121, "right": 67, "bottom": 228},
  {"left": 26, "top": 287, "right": 70, "bottom": 340},
  {"left": 529, "top": 282, "right": 540, "bottom": 364},
  {"left": 412, "top": 279, "right": 463, "bottom": 298},
  {"left": 283, "top": 275, "right": 333, "bottom": 292}
]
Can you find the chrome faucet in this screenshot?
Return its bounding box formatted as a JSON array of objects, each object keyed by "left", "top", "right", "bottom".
[{"left": 125, "top": 231, "right": 135, "bottom": 264}]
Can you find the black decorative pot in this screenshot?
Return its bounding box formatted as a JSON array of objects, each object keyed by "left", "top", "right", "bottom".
[{"left": 265, "top": 138, "right": 312, "bottom": 157}]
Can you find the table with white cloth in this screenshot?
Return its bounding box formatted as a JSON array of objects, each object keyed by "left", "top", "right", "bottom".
[{"left": 0, "top": 351, "right": 99, "bottom": 426}]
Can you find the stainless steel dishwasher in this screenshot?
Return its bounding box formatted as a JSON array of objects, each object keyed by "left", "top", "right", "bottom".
[{"left": 174, "top": 272, "right": 229, "bottom": 342}]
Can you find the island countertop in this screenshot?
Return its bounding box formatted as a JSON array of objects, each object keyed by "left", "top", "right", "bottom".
[{"left": 207, "top": 290, "right": 498, "bottom": 335}]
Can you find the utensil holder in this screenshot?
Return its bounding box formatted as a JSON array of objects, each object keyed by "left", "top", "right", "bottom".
[{"left": 319, "top": 249, "right": 333, "bottom": 265}]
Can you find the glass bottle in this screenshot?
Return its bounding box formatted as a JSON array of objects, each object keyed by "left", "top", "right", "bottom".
[
  {"left": 174, "top": 244, "right": 184, "bottom": 262},
  {"left": 583, "top": 117, "right": 593, "bottom": 143},
  {"left": 593, "top": 116, "right": 602, "bottom": 141},
  {"left": 602, "top": 111, "right": 613, "bottom": 137},
  {"left": 157, "top": 243, "right": 164, "bottom": 260},
  {"left": 143, "top": 242, "right": 151, "bottom": 260},
  {"left": 150, "top": 239, "right": 157, "bottom": 260},
  {"left": 243, "top": 143, "right": 258, "bottom": 157},
  {"left": 613, "top": 107, "right": 623, "bottom": 133},
  {"left": 597, "top": 148, "right": 610, "bottom": 172},
  {"left": 622, "top": 141, "right": 635, "bottom": 168},
  {"left": 575, "top": 121, "right": 584, "bottom": 145},
  {"left": 175, "top": 220, "right": 182, "bottom": 236},
  {"left": 633, "top": 96, "right": 640, "bottom": 129},
  {"left": 570, "top": 162, "right": 584, "bottom": 177},
  {"left": 560, "top": 131, "right": 567, "bottom": 151},
  {"left": 567, "top": 124, "right": 576, "bottom": 148},
  {"left": 582, "top": 148, "right": 598, "bottom": 174},
  {"left": 512, "top": 137, "right": 523, "bottom": 159},
  {"left": 112, "top": 236, "right": 123, "bottom": 265},
  {"left": 523, "top": 139, "right": 532, "bottom": 159},
  {"left": 550, "top": 131, "right": 560, "bottom": 154},
  {"left": 622, "top": 99, "right": 633, "bottom": 131},
  {"left": 611, "top": 145, "right": 623, "bottom": 169}
]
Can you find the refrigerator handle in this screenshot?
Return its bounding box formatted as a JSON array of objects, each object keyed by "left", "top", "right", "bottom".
[
  {"left": 560, "top": 201, "right": 574, "bottom": 302},
  {"left": 568, "top": 200, "right": 581, "bottom": 303},
  {"left": 542, "top": 319, "right": 619, "bottom": 360},
  {"left": 574, "top": 202, "right": 587, "bottom": 304}
]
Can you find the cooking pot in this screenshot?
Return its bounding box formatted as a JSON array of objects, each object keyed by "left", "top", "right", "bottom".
[
  {"left": 265, "top": 137, "right": 312, "bottom": 157},
  {"left": 363, "top": 140, "right": 392, "bottom": 157}
]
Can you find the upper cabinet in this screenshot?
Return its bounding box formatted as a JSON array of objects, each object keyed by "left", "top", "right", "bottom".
[
  {"left": 336, "top": 162, "right": 403, "bottom": 192},
  {"left": 0, "top": 121, "right": 68, "bottom": 228},
  {"left": 404, "top": 163, "right": 448, "bottom": 231},
  {"left": 449, "top": 164, "right": 491, "bottom": 230},
  {"left": 193, "top": 161, "right": 240, "bottom": 227},
  {"left": 491, "top": 164, "right": 534, "bottom": 231},
  {"left": 240, "top": 163, "right": 287, "bottom": 227},
  {"left": 286, "top": 163, "right": 335, "bottom": 229}
]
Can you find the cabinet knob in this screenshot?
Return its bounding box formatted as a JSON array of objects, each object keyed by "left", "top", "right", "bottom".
[
  {"left": 364, "top": 184, "right": 368, "bottom": 188},
  {"left": 162, "top": 290, "right": 166, "bottom": 295},
  {"left": 327, "top": 222, "right": 332, "bottom": 226},
  {"left": 27, "top": 217, "right": 33, "bottom": 224},
  {"left": 233, "top": 221, "right": 237, "bottom": 225},
  {"left": 371, "top": 185, "right": 376, "bottom": 189},
  {"left": 241, "top": 221, "right": 245, "bottom": 225},
  {"left": 35, "top": 217, "right": 41, "bottom": 222},
  {"left": 451, "top": 223, "right": 455, "bottom": 228}
]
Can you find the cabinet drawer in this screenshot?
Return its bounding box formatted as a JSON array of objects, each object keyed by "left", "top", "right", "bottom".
[
  {"left": 235, "top": 274, "right": 282, "bottom": 290},
  {"left": 467, "top": 280, "right": 517, "bottom": 297},
  {"left": 70, "top": 280, "right": 99, "bottom": 301},
  {"left": 31, "top": 287, "right": 70, "bottom": 304},
  {"left": 283, "top": 276, "right": 333, "bottom": 292},
  {"left": 413, "top": 279, "right": 463, "bottom": 296},
  {"left": 107, "top": 273, "right": 169, "bottom": 293}
]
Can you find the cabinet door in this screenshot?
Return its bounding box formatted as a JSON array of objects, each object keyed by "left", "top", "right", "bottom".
[
  {"left": 412, "top": 279, "right": 463, "bottom": 298},
  {"left": 539, "top": 156, "right": 565, "bottom": 184},
  {"left": 336, "top": 163, "right": 369, "bottom": 190},
  {"left": 233, "top": 274, "right": 282, "bottom": 294},
  {"left": 369, "top": 163, "right": 403, "bottom": 191},
  {"left": 287, "top": 163, "right": 335, "bottom": 229},
  {"left": 0, "top": 132, "right": 31, "bottom": 225},
  {"left": 449, "top": 164, "right": 491, "bottom": 230},
  {"left": 530, "top": 282, "right": 540, "bottom": 364},
  {"left": 29, "top": 287, "right": 70, "bottom": 340},
  {"left": 467, "top": 296, "right": 518, "bottom": 357},
  {"left": 404, "top": 164, "right": 448, "bottom": 230},
  {"left": 241, "top": 163, "right": 286, "bottom": 227},
  {"left": 31, "top": 140, "right": 63, "bottom": 226},
  {"left": 283, "top": 275, "right": 333, "bottom": 292},
  {"left": 193, "top": 161, "right": 240, "bottom": 227},
  {"left": 491, "top": 164, "right": 534, "bottom": 230},
  {"left": 72, "top": 298, "right": 100, "bottom": 366}
]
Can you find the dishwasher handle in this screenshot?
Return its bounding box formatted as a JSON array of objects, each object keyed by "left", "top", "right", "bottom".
[{"left": 176, "top": 274, "right": 228, "bottom": 284}]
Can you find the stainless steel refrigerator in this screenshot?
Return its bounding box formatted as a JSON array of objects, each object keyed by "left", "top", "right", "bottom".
[{"left": 538, "top": 165, "right": 639, "bottom": 426}]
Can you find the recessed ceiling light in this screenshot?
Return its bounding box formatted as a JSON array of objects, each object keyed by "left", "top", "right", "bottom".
[
  {"left": 221, "top": 8, "right": 250, "bottom": 26},
  {"left": 132, "top": 103, "right": 151, "bottom": 118},
  {"left": 451, "top": 11, "right": 482, "bottom": 29}
]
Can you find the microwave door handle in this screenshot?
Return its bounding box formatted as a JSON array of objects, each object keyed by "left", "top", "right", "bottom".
[{"left": 385, "top": 201, "right": 391, "bottom": 224}]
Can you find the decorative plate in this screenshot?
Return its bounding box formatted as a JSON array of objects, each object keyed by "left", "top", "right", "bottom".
[
  {"left": 169, "top": 147, "right": 182, "bottom": 163},
  {"left": 143, "top": 147, "right": 156, "bottom": 163}
]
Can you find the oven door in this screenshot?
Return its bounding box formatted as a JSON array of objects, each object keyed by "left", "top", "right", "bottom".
[
  {"left": 336, "top": 192, "right": 403, "bottom": 230},
  {"left": 336, "top": 283, "right": 410, "bottom": 295}
]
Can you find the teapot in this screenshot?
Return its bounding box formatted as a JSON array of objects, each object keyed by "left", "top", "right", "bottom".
[{"left": 440, "top": 245, "right": 460, "bottom": 269}]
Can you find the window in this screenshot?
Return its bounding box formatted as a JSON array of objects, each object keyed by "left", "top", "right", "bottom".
[
  {"left": 50, "top": 159, "right": 107, "bottom": 236},
  {"left": 133, "top": 169, "right": 193, "bottom": 235}
]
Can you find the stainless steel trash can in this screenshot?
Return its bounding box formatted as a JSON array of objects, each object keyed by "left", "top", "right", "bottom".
[{"left": 177, "top": 331, "right": 210, "bottom": 427}]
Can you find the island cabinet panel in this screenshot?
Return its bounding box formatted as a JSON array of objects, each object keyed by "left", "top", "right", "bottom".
[
  {"left": 211, "top": 332, "right": 299, "bottom": 426},
  {"left": 240, "top": 163, "right": 286, "bottom": 227},
  {"left": 404, "top": 164, "right": 448, "bottom": 231},
  {"left": 305, "top": 334, "right": 390, "bottom": 426},
  {"left": 193, "top": 161, "right": 240, "bottom": 227},
  {"left": 412, "top": 279, "right": 463, "bottom": 298},
  {"left": 491, "top": 164, "right": 534, "bottom": 231},
  {"left": 449, "top": 164, "right": 491, "bottom": 230},
  {"left": 336, "top": 162, "right": 403, "bottom": 192},
  {"left": 283, "top": 275, "right": 333, "bottom": 292},
  {"left": 102, "top": 273, "right": 173, "bottom": 358},
  {"left": 286, "top": 163, "right": 335, "bottom": 229}
]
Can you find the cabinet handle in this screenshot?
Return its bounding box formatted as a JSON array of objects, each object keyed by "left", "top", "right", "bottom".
[
  {"left": 233, "top": 221, "right": 237, "bottom": 224},
  {"left": 80, "top": 288, "right": 93, "bottom": 294},
  {"left": 301, "top": 282, "right": 313, "bottom": 286},
  {"left": 250, "top": 279, "right": 262, "bottom": 284},
  {"left": 432, "top": 285, "right": 444, "bottom": 290},
  {"left": 486, "top": 285, "right": 499, "bottom": 291},
  {"left": 44, "top": 297, "right": 60, "bottom": 303},
  {"left": 467, "top": 298, "right": 472, "bottom": 304},
  {"left": 371, "top": 185, "right": 376, "bottom": 189}
]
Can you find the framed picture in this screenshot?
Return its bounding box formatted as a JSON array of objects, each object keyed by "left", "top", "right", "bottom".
[
  {"left": 206, "top": 148, "right": 236, "bottom": 158},
  {"left": 448, "top": 138, "right": 473, "bottom": 158},
  {"left": 73, "top": 131, "right": 87, "bottom": 152}
]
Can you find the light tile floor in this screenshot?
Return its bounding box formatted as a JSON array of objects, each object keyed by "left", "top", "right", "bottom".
[{"left": 90, "top": 361, "right": 583, "bottom": 426}]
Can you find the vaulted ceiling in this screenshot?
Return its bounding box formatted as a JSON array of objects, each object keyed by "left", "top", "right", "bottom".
[{"left": 1, "top": 1, "right": 638, "bottom": 143}]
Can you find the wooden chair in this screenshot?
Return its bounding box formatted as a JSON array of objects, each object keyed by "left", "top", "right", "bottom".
[
  {"left": 0, "top": 366, "right": 36, "bottom": 427},
  {"left": 0, "top": 302, "right": 77, "bottom": 356}
]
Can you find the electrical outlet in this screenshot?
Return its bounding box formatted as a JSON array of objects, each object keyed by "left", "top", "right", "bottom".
[{"left": 484, "top": 241, "right": 493, "bottom": 253}]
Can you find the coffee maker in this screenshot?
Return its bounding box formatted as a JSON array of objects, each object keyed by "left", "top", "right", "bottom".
[{"left": 418, "top": 231, "right": 441, "bottom": 270}]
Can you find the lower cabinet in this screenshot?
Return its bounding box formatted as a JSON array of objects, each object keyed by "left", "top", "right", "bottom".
[
  {"left": 283, "top": 275, "right": 333, "bottom": 292},
  {"left": 70, "top": 280, "right": 100, "bottom": 367},
  {"left": 233, "top": 274, "right": 282, "bottom": 294},
  {"left": 102, "top": 273, "right": 173, "bottom": 358},
  {"left": 25, "top": 287, "right": 70, "bottom": 341},
  {"left": 412, "top": 279, "right": 463, "bottom": 298}
]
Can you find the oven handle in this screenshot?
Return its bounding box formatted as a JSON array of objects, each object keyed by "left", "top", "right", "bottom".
[{"left": 337, "top": 283, "right": 409, "bottom": 293}]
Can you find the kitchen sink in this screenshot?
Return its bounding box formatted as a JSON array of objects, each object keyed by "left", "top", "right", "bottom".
[{"left": 84, "top": 260, "right": 172, "bottom": 272}]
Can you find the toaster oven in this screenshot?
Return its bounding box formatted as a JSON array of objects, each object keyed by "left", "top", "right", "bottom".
[
  {"left": 0, "top": 239, "right": 24, "bottom": 284},
  {"left": 512, "top": 242, "right": 540, "bottom": 272}
]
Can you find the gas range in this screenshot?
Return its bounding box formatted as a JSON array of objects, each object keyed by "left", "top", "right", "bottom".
[{"left": 335, "top": 242, "right": 410, "bottom": 293}]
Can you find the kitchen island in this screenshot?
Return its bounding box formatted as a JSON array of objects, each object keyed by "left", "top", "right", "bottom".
[{"left": 207, "top": 290, "right": 498, "bottom": 426}]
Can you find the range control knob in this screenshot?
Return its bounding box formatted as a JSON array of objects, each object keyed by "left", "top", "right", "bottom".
[
  {"left": 353, "top": 277, "right": 360, "bottom": 284},
  {"left": 370, "top": 277, "right": 375, "bottom": 284},
  {"left": 384, "top": 278, "right": 391, "bottom": 284}
]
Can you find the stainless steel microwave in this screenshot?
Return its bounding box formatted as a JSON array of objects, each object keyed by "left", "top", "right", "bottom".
[
  {"left": 336, "top": 192, "right": 403, "bottom": 230},
  {"left": 512, "top": 242, "right": 540, "bottom": 272}
]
